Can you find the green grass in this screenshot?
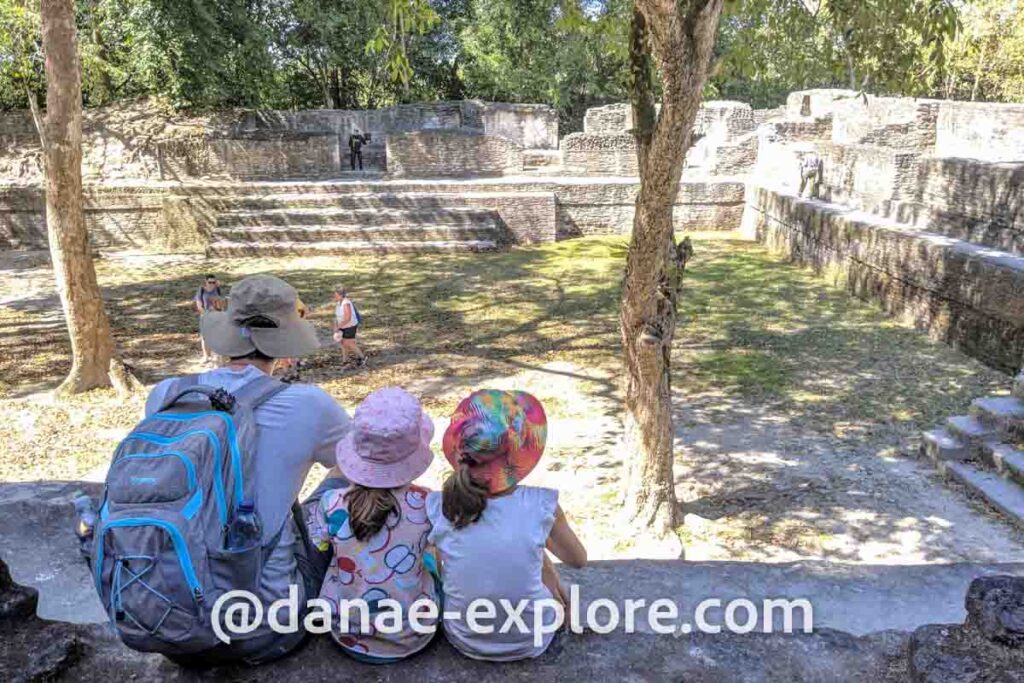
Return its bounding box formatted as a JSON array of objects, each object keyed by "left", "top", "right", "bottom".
[{"left": 1, "top": 232, "right": 1009, "bottom": 444}]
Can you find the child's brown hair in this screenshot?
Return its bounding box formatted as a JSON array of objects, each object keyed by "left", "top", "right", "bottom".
[
  {"left": 344, "top": 486, "right": 400, "bottom": 541},
  {"left": 441, "top": 465, "right": 489, "bottom": 529}
]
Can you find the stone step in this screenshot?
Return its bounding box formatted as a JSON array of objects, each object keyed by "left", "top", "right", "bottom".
[
  {"left": 216, "top": 206, "right": 500, "bottom": 228},
  {"left": 970, "top": 395, "right": 1024, "bottom": 438},
  {"left": 941, "top": 460, "right": 1024, "bottom": 530},
  {"left": 921, "top": 427, "right": 969, "bottom": 462},
  {"left": 206, "top": 238, "right": 500, "bottom": 258},
  {"left": 212, "top": 223, "right": 504, "bottom": 244},
  {"left": 979, "top": 442, "right": 1024, "bottom": 487},
  {"left": 215, "top": 191, "right": 487, "bottom": 211},
  {"left": 946, "top": 415, "right": 997, "bottom": 458}
]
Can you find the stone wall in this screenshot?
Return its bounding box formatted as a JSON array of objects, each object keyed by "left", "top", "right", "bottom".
[
  {"left": 386, "top": 131, "right": 524, "bottom": 178},
  {"left": 555, "top": 179, "right": 745, "bottom": 237},
  {"left": 560, "top": 133, "right": 638, "bottom": 176},
  {"left": 743, "top": 184, "right": 1024, "bottom": 372},
  {"left": 0, "top": 186, "right": 208, "bottom": 253},
  {"left": 156, "top": 132, "right": 341, "bottom": 180},
  {"left": 830, "top": 96, "right": 940, "bottom": 150},
  {"left": 583, "top": 103, "right": 632, "bottom": 135},
  {"left": 479, "top": 103, "right": 559, "bottom": 149},
  {"left": 244, "top": 100, "right": 558, "bottom": 150},
  {"left": 0, "top": 176, "right": 745, "bottom": 251},
  {"left": 785, "top": 89, "right": 858, "bottom": 118},
  {"left": 935, "top": 101, "right": 1024, "bottom": 162},
  {"left": 817, "top": 142, "right": 922, "bottom": 207}
]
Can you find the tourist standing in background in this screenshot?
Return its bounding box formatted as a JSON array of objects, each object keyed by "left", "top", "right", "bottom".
[
  {"left": 333, "top": 285, "right": 365, "bottom": 367},
  {"left": 348, "top": 129, "right": 365, "bottom": 170},
  {"left": 194, "top": 274, "right": 223, "bottom": 364}
]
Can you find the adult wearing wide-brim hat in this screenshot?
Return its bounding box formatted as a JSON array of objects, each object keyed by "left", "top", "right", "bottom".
[{"left": 200, "top": 275, "right": 321, "bottom": 359}]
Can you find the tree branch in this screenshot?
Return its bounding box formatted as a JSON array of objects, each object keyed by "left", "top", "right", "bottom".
[{"left": 25, "top": 85, "right": 45, "bottom": 147}]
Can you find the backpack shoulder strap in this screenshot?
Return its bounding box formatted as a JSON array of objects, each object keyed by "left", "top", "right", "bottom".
[
  {"left": 233, "top": 373, "right": 289, "bottom": 411},
  {"left": 155, "top": 374, "right": 203, "bottom": 413}
]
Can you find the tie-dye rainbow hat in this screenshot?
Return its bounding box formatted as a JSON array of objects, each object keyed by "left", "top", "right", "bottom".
[{"left": 442, "top": 389, "right": 547, "bottom": 494}]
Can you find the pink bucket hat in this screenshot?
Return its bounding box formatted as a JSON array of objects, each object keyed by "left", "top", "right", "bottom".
[
  {"left": 442, "top": 389, "right": 547, "bottom": 494},
  {"left": 336, "top": 387, "right": 435, "bottom": 488}
]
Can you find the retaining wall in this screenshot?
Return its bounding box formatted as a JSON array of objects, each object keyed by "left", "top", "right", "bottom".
[
  {"left": 743, "top": 184, "right": 1024, "bottom": 372},
  {"left": 156, "top": 133, "right": 342, "bottom": 180},
  {"left": 0, "top": 178, "right": 745, "bottom": 251},
  {"left": 386, "top": 131, "right": 524, "bottom": 178}
]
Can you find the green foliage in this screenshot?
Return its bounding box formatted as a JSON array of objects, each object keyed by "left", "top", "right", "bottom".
[
  {"left": 4, "top": 0, "right": 1023, "bottom": 120},
  {"left": 712, "top": 0, "right": 960, "bottom": 108},
  {"left": 944, "top": 0, "right": 1024, "bottom": 102},
  {"left": 457, "top": 0, "right": 630, "bottom": 129},
  {"left": 0, "top": 0, "right": 41, "bottom": 110}
]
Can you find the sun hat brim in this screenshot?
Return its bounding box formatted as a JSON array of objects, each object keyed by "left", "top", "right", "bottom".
[
  {"left": 442, "top": 390, "right": 547, "bottom": 494},
  {"left": 201, "top": 309, "right": 322, "bottom": 359},
  {"left": 337, "top": 414, "right": 435, "bottom": 488}
]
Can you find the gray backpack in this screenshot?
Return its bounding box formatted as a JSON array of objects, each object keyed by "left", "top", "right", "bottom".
[{"left": 91, "top": 374, "right": 287, "bottom": 656}]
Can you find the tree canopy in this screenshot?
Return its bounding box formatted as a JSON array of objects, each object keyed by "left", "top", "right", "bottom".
[{"left": 0, "top": 0, "right": 1020, "bottom": 127}]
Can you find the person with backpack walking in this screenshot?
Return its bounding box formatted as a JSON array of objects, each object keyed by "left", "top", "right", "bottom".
[
  {"left": 88, "top": 275, "right": 351, "bottom": 667},
  {"left": 333, "top": 285, "right": 365, "bottom": 367}
]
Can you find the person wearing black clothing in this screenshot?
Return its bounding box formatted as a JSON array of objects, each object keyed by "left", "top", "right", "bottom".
[{"left": 348, "top": 130, "right": 365, "bottom": 170}]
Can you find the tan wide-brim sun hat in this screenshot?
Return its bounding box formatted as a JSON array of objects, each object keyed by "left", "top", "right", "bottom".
[{"left": 200, "top": 275, "right": 321, "bottom": 359}]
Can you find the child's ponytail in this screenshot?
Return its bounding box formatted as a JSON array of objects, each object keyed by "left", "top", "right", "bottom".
[
  {"left": 442, "top": 464, "right": 489, "bottom": 529},
  {"left": 344, "top": 486, "right": 399, "bottom": 541}
]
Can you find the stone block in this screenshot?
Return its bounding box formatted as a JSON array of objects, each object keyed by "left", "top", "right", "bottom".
[
  {"left": 157, "top": 132, "right": 342, "bottom": 180},
  {"left": 785, "top": 89, "right": 858, "bottom": 119},
  {"left": 965, "top": 575, "right": 1024, "bottom": 647},
  {"left": 830, "top": 96, "right": 940, "bottom": 150},
  {"left": 386, "top": 130, "right": 524, "bottom": 178}
]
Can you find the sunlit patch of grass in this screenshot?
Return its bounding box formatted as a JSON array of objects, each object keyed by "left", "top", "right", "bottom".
[{"left": 689, "top": 349, "right": 789, "bottom": 396}]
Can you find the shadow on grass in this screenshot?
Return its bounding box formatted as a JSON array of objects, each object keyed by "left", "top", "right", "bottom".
[{"left": 0, "top": 238, "right": 627, "bottom": 402}]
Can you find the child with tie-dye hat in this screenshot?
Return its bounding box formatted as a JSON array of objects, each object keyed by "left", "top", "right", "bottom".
[{"left": 427, "top": 389, "right": 588, "bottom": 661}]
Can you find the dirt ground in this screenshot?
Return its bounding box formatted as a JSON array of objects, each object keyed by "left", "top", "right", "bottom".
[{"left": 2, "top": 234, "right": 1023, "bottom": 563}]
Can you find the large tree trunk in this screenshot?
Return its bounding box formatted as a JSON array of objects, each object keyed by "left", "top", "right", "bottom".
[
  {"left": 40, "top": 0, "right": 139, "bottom": 396},
  {"left": 620, "top": 0, "right": 723, "bottom": 535}
]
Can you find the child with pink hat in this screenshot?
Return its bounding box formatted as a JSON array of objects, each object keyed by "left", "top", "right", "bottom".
[
  {"left": 427, "top": 389, "right": 588, "bottom": 661},
  {"left": 307, "top": 387, "right": 439, "bottom": 663}
]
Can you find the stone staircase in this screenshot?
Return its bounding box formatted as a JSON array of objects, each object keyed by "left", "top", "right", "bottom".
[
  {"left": 921, "top": 372, "right": 1024, "bottom": 528},
  {"left": 206, "top": 191, "right": 507, "bottom": 257}
]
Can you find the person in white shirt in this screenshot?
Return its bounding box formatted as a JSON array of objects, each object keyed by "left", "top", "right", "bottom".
[
  {"left": 333, "top": 285, "right": 366, "bottom": 367},
  {"left": 427, "top": 389, "right": 587, "bottom": 661}
]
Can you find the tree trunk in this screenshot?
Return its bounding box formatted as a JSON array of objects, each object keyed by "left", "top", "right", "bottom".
[
  {"left": 328, "top": 66, "right": 342, "bottom": 109},
  {"left": 971, "top": 40, "right": 988, "bottom": 101},
  {"left": 620, "top": 0, "right": 723, "bottom": 535},
  {"left": 40, "top": 0, "right": 139, "bottom": 396}
]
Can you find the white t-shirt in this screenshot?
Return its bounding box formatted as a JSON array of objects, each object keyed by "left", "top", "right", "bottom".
[
  {"left": 335, "top": 298, "right": 358, "bottom": 329},
  {"left": 427, "top": 486, "right": 559, "bottom": 661}
]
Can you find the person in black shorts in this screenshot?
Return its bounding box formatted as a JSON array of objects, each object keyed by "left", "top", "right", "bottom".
[{"left": 333, "top": 286, "right": 365, "bottom": 366}]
